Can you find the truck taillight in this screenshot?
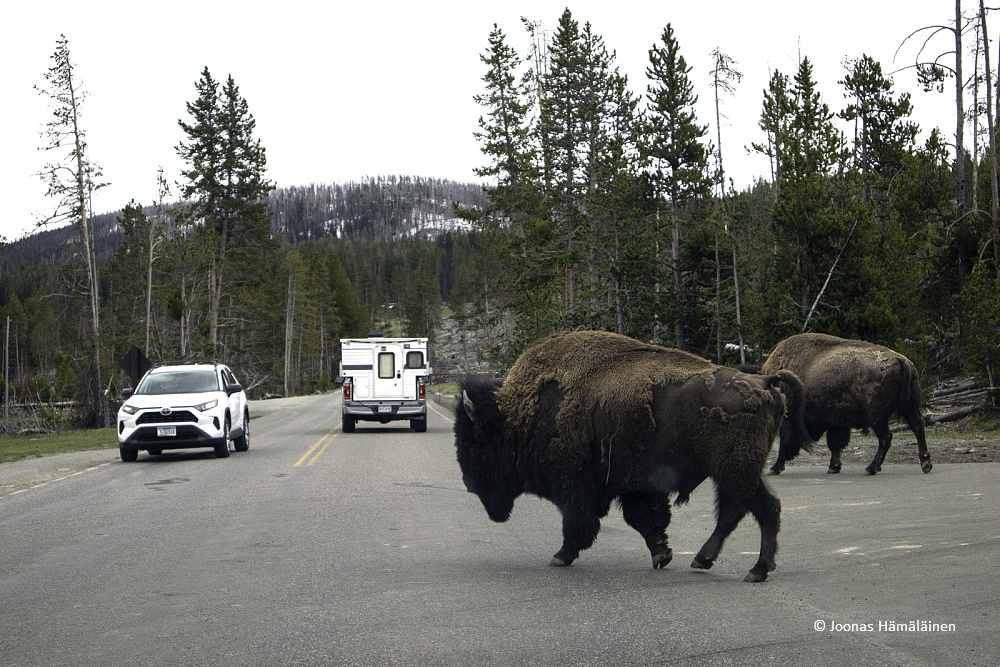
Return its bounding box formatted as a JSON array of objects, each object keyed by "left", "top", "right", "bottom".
[
  {"left": 343, "top": 382, "right": 352, "bottom": 401},
  {"left": 418, "top": 381, "right": 426, "bottom": 400}
]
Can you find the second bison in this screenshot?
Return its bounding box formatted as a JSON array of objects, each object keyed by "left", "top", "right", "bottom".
[
  {"left": 760, "top": 333, "right": 932, "bottom": 475},
  {"left": 454, "top": 331, "right": 811, "bottom": 582}
]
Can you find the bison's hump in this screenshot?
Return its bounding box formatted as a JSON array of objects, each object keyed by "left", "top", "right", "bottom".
[{"left": 496, "top": 331, "right": 715, "bottom": 466}]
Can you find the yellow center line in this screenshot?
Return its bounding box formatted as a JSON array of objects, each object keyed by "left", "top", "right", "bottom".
[
  {"left": 307, "top": 433, "right": 338, "bottom": 466},
  {"left": 294, "top": 429, "right": 338, "bottom": 467}
]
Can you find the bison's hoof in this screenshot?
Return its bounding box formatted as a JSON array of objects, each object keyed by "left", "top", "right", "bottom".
[
  {"left": 652, "top": 548, "right": 673, "bottom": 570},
  {"left": 690, "top": 556, "right": 714, "bottom": 570},
  {"left": 921, "top": 460, "right": 933, "bottom": 474},
  {"left": 827, "top": 466, "right": 841, "bottom": 474},
  {"left": 744, "top": 570, "right": 768, "bottom": 583},
  {"left": 865, "top": 465, "right": 879, "bottom": 475},
  {"left": 550, "top": 554, "right": 573, "bottom": 567},
  {"left": 768, "top": 467, "right": 783, "bottom": 476}
]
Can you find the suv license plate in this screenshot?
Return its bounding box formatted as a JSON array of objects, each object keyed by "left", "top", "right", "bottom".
[
  {"left": 157, "top": 426, "right": 177, "bottom": 437},
  {"left": 377, "top": 406, "right": 391, "bottom": 413}
]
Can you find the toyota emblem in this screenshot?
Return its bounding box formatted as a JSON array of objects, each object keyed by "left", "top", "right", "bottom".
[{"left": 161, "top": 407, "right": 172, "bottom": 415}]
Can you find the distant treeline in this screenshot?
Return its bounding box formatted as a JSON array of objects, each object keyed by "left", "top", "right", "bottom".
[{"left": 0, "top": 176, "right": 488, "bottom": 269}]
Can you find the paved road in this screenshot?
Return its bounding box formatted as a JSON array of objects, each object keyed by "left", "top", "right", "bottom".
[{"left": 0, "top": 394, "right": 997, "bottom": 666}]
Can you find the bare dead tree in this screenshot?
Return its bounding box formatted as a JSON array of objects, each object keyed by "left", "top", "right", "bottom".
[
  {"left": 35, "top": 35, "right": 108, "bottom": 427},
  {"left": 896, "top": 1, "right": 974, "bottom": 217},
  {"left": 710, "top": 48, "right": 746, "bottom": 363},
  {"left": 979, "top": 0, "right": 1000, "bottom": 275}
]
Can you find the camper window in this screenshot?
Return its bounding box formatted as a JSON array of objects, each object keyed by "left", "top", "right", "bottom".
[
  {"left": 378, "top": 352, "right": 395, "bottom": 379},
  {"left": 405, "top": 351, "right": 424, "bottom": 369}
]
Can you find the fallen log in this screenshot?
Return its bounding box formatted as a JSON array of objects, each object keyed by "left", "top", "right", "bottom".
[
  {"left": 931, "top": 380, "right": 978, "bottom": 398},
  {"left": 891, "top": 405, "right": 982, "bottom": 432},
  {"left": 926, "top": 388, "right": 987, "bottom": 405}
]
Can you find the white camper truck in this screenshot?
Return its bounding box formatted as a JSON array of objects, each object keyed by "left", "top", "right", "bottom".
[{"left": 337, "top": 335, "right": 431, "bottom": 432}]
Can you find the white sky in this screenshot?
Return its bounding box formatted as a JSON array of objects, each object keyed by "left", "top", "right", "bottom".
[{"left": 0, "top": 1, "right": 981, "bottom": 242}]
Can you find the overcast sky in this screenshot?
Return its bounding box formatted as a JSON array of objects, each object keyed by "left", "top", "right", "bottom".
[{"left": 0, "top": 1, "right": 980, "bottom": 242}]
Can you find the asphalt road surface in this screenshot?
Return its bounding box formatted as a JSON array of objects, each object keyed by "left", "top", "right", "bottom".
[{"left": 1, "top": 394, "right": 997, "bottom": 666}]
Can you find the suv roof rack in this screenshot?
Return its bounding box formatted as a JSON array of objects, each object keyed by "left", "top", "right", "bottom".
[{"left": 152, "top": 359, "right": 221, "bottom": 368}]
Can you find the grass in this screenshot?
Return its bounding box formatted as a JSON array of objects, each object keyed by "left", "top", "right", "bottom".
[
  {"left": 430, "top": 381, "right": 459, "bottom": 412},
  {"left": 0, "top": 428, "right": 118, "bottom": 464}
]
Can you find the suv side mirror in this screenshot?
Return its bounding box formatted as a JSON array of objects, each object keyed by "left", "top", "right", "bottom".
[
  {"left": 226, "top": 383, "right": 243, "bottom": 395},
  {"left": 122, "top": 388, "right": 134, "bottom": 399}
]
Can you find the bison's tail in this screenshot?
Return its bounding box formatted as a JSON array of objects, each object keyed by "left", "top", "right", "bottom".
[
  {"left": 764, "top": 370, "right": 813, "bottom": 456},
  {"left": 897, "top": 357, "right": 913, "bottom": 412}
]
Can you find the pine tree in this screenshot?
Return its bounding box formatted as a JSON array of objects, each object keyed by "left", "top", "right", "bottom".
[
  {"left": 177, "top": 68, "right": 274, "bottom": 355},
  {"left": 642, "top": 23, "right": 711, "bottom": 349},
  {"left": 839, "top": 55, "right": 918, "bottom": 204},
  {"left": 751, "top": 71, "right": 794, "bottom": 203},
  {"left": 538, "top": 9, "right": 587, "bottom": 314},
  {"left": 771, "top": 57, "right": 850, "bottom": 331},
  {"left": 473, "top": 25, "right": 535, "bottom": 213},
  {"left": 402, "top": 259, "right": 442, "bottom": 337}
]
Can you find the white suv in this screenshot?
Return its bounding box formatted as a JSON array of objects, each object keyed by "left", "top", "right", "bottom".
[{"left": 117, "top": 361, "right": 250, "bottom": 462}]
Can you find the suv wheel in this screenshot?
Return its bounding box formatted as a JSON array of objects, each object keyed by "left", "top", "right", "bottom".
[
  {"left": 214, "top": 417, "right": 231, "bottom": 458},
  {"left": 119, "top": 444, "right": 138, "bottom": 462},
  {"left": 234, "top": 410, "right": 250, "bottom": 452}
]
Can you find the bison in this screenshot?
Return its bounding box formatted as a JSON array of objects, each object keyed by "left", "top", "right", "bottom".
[
  {"left": 454, "top": 331, "right": 811, "bottom": 582},
  {"left": 759, "top": 333, "right": 932, "bottom": 476}
]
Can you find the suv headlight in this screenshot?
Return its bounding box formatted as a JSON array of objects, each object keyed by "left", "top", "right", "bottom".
[
  {"left": 195, "top": 398, "right": 218, "bottom": 412},
  {"left": 121, "top": 404, "right": 139, "bottom": 415}
]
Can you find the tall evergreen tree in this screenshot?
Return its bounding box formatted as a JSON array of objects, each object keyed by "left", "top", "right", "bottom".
[
  {"left": 839, "top": 55, "right": 919, "bottom": 204},
  {"left": 177, "top": 68, "right": 274, "bottom": 355},
  {"left": 642, "top": 23, "right": 711, "bottom": 349},
  {"left": 751, "top": 71, "right": 793, "bottom": 203},
  {"left": 771, "top": 57, "right": 850, "bottom": 332}
]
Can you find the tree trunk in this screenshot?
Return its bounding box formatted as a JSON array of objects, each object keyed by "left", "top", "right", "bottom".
[
  {"left": 981, "top": 0, "right": 1000, "bottom": 276},
  {"left": 731, "top": 243, "right": 745, "bottom": 364},
  {"left": 69, "top": 65, "right": 105, "bottom": 427},
  {"left": 956, "top": 0, "right": 967, "bottom": 216},
  {"left": 671, "top": 194, "right": 684, "bottom": 349},
  {"left": 284, "top": 267, "right": 295, "bottom": 397}
]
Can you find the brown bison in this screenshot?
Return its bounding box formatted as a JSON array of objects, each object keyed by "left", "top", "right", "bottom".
[
  {"left": 454, "top": 331, "right": 811, "bottom": 582},
  {"left": 759, "top": 333, "right": 932, "bottom": 476}
]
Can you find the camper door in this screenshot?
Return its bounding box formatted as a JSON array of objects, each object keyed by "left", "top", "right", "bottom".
[{"left": 372, "top": 343, "right": 404, "bottom": 399}]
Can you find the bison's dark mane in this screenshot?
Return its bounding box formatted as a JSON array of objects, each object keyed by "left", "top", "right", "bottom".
[
  {"left": 454, "top": 374, "right": 520, "bottom": 505},
  {"left": 457, "top": 375, "right": 504, "bottom": 428}
]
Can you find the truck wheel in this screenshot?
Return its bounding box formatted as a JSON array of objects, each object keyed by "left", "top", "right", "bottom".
[
  {"left": 410, "top": 418, "right": 427, "bottom": 433},
  {"left": 343, "top": 415, "right": 356, "bottom": 433}
]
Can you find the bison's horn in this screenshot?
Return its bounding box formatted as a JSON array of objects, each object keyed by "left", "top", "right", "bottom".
[{"left": 462, "top": 390, "right": 476, "bottom": 421}]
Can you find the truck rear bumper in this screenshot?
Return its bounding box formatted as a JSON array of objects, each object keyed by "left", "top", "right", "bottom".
[{"left": 344, "top": 402, "right": 426, "bottom": 422}]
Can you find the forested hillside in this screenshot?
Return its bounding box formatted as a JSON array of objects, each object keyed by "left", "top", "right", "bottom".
[
  {"left": 0, "top": 176, "right": 486, "bottom": 269},
  {"left": 4, "top": 7, "right": 1000, "bottom": 431}
]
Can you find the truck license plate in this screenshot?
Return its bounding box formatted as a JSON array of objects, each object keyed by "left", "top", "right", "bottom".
[
  {"left": 378, "top": 406, "right": 391, "bottom": 413},
  {"left": 157, "top": 426, "right": 177, "bottom": 437}
]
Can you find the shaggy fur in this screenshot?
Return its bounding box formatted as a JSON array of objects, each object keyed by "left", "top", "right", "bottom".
[
  {"left": 760, "top": 333, "right": 932, "bottom": 475},
  {"left": 454, "top": 331, "right": 812, "bottom": 582}
]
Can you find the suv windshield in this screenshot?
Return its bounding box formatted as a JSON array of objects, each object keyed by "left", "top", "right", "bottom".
[{"left": 136, "top": 370, "right": 219, "bottom": 395}]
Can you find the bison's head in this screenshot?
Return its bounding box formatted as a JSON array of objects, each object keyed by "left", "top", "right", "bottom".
[{"left": 454, "top": 375, "right": 519, "bottom": 523}]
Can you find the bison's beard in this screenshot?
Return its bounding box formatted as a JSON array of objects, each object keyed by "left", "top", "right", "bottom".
[{"left": 479, "top": 492, "right": 515, "bottom": 523}]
